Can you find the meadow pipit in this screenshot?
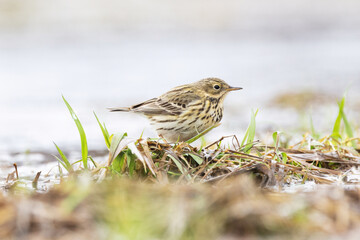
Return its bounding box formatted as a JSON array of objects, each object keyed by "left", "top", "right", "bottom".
[{"left": 109, "top": 78, "right": 242, "bottom": 142}]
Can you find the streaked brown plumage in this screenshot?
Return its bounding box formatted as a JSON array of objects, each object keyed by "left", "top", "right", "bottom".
[{"left": 109, "top": 77, "right": 242, "bottom": 142}]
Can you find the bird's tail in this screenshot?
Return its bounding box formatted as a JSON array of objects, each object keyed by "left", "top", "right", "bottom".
[{"left": 108, "top": 107, "right": 131, "bottom": 112}]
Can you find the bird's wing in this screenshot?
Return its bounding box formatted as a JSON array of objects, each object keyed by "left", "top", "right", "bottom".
[
  {"left": 129, "top": 97, "right": 182, "bottom": 116},
  {"left": 130, "top": 90, "right": 201, "bottom": 116}
]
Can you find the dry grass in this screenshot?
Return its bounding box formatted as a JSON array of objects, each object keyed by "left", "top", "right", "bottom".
[
  {"left": 89, "top": 133, "right": 360, "bottom": 188},
  {"left": 1, "top": 173, "right": 360, "bottom": 240}
]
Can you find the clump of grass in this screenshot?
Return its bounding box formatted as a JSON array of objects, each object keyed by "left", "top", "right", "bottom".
[
  {"left": 54, "top": 96, "right": 97, "bottom": 173},
  {"left": 50, "top": 95, "right": 359, "bottom": 188}
]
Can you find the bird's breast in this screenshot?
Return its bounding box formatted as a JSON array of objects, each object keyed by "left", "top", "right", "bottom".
[{"left": 146, "top": 98, "right": 224, "bottom": 142}]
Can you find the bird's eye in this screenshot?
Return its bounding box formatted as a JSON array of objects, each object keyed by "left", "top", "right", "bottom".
[{"left": 213, "top": 85, "right": 220, "bottom": 90}]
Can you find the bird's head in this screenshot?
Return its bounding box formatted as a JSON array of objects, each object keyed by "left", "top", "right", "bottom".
[{"left": 196, "top": 77, "right": 242, "bottom": 98}]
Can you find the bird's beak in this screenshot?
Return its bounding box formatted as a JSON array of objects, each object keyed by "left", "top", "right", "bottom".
[{"left": 226, "top": 86, "right": 243, "bottom": 92}]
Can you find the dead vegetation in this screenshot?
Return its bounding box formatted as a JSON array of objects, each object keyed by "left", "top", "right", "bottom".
[
  {"left": 91, "top": 133, "right": 360, "bottom": 188},
  {"left": 1, "top": 131, "right": 360, "bottom": 239}
]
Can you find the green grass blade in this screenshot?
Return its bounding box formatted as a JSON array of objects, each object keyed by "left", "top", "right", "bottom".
[
  {"left": 53, "top": 142, "right": 73, "bottom": 172},
  {"left": 111, "top": 151, "right": 126, "bottom": 173},
  {"left": 167, "top": 153, "right": 188, "bottom": 177},
  {"left": 126, "top": 149, "right": 136, "bottom": 177},
  {"left": 71, "top": 159, "right": 84, "bottom": 166},
  {"left": 103, "top": 124, "right": 110, "bottom": 138},
  {"left": 272, "top": 131, "right": 279, "bottom": 147},
  {"left": 240, "top": 128, "right": 250, "bottom": 147},
  {"left": 62, "top": 96, "right": 88, "bottom": 170},
  {"left": 186, "top": 123, "right": 221, "bottom": 144},
  {"left": 340, "top": 107, "right": 353, "bottom": 138},
  {"left": 54, "top": 155, "right": 68, "bottom": 172},
  {"left": 108, "top": 133, "right": 128, "bottom": 166},
  {"left": 331, "top": 97, "right": 345, "bottom": 140},
  {"left": 94, "top": 112, "right": 111, "bottom": 149},
  {"left": 88, "top": 156, "right": 97, "bottom": 168},
  {"left": 187, "top": 153, "right": 204, "bottom": 165},
  {"left": 200, "top": 136, "right": 206, "bottom": 151},
  {"left": 272, "top": 131, "right": 280, "bottom": 160},
  {"left": 58, "top": 162, "right": 63, "bottom": 178},
  {"left": 243, "top": 109, "right": 259, "bottom": 153},
  {"left": 339, "top": 101, "right": 356, "bottom": 148},
  {"left": 139, "top": 129, "right": 145, "bottom": 139}
]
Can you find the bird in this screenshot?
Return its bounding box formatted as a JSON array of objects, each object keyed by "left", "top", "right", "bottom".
[{"left": 109, "top": 77, "right": 242, "bottom": 142}]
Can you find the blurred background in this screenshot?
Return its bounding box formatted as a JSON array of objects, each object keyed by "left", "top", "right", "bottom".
[{"left": 1, "top": 0, "right": 360, "bottom": 152}]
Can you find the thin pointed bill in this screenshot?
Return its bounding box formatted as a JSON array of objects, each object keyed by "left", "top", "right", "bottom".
[{"left": 226, "top": 86, "right": 243, "bottom": 92}]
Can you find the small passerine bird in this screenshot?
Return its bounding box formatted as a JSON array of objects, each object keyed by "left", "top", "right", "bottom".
[{"left": 109, "top": 77, "right": 242, "bottom": 142}]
